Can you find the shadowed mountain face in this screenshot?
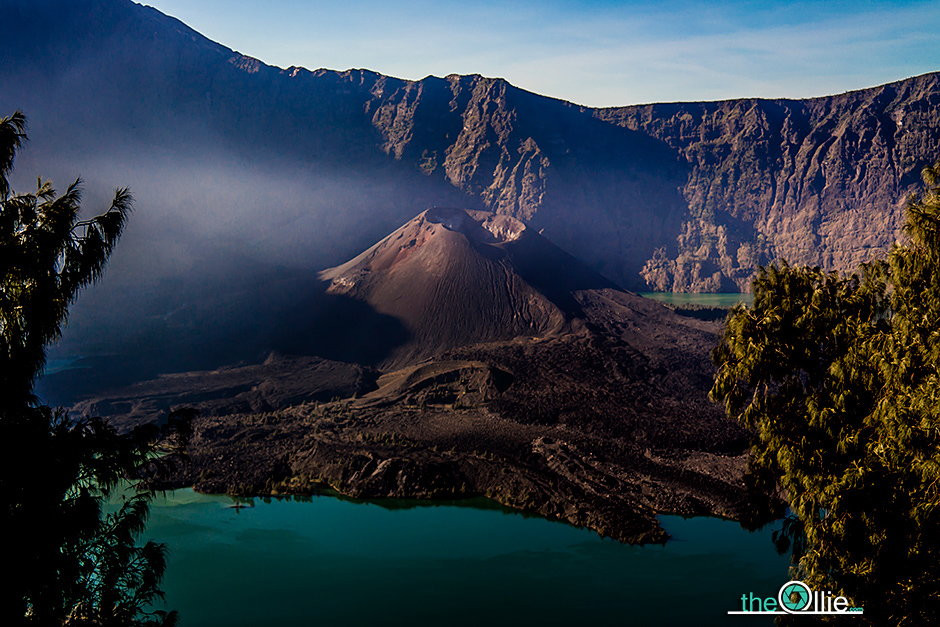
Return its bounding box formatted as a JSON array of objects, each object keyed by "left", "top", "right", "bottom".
[
  {"left": 6, "top": 0, "right": 937, "bottom": 310},
  {"left": 0, "top": 0, "right": 687, "bottom": 292}
]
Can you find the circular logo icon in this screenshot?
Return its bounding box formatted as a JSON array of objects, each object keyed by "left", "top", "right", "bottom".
[{"left": 778, "top": 580, "right": 812, "bottom": 613}]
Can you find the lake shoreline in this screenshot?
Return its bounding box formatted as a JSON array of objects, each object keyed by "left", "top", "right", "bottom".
[
  {"left": 147, "top": 392, "right": 766, "bottom": 545},
  {"left": 142, "top": 487, "right": 791, "bottom": 626}
]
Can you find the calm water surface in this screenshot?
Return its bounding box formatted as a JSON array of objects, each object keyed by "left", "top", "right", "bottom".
[
  {"left": 143, "top": 490, "right": 787, "bottom": 626},
  {"left": 640, "top": 292, "right": 753, "bottom": 308}
]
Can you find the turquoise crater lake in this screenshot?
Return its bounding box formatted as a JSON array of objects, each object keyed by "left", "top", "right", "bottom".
[{"left": 143, "top": 490, "right": 786, "bottom": 626}]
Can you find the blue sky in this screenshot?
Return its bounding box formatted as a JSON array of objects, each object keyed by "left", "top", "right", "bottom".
[{"left": 144, "top": 0, "right": 940, "bottom": 107}]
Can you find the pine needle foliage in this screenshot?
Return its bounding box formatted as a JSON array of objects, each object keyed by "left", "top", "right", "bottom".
[
  {"left": 712, "top": 161, "right": 940, "bottom": 624},
  {"left": 0, "top": 112, "right": 176, "bottom": 626}
]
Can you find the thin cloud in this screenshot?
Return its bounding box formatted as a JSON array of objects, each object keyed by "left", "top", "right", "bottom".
[{"left": 144, "top": 0, "right": 940, "bottom": 106}]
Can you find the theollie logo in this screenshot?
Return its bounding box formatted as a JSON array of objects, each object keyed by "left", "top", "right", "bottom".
[{"left": 728, "top": 580, "right": 864, "bottom": 616}]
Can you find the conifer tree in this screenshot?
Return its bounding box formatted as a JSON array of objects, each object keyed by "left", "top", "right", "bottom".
[
  {"left": 712, "top": 161, "right": 940, "bottom": 624},
  {"left": 0, "top": 112, "right": 176, "bottom": 626}
]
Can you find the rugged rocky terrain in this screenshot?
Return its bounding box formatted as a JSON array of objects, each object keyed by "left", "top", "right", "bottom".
[
  {"left": 3, "top": 0, "right": 938, "bottom": 300},
  {"left": 6, "top": 0, "right": 929, "bottom": 541},
  {"left": 599, "top": 74, "right": 940, "bottom": 291},
  {"left": 143, "top": 337, "right": 751, "bottom": 544},
  {"left": 107, "top": 326, "right": 752, "bottom": 544},
  {"left": 84, "top": 208, "right": 758, "bottom": 542},
  {"left": 72, "top": 354, "right": 377, "bottom": 425}
]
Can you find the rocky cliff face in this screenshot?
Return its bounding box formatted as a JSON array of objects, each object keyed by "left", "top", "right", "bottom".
[
  {"left": 368, "top": 71, "right": 940, "bottom": 292},
  {"left": 362, "top": 74, "right": 690, "bottom": 289},
  {"left": 598, "top": 73, "right": 940, "bottom": 291},
  {"left": 2, "top": 0, "right": 939, "bottom": 295}
]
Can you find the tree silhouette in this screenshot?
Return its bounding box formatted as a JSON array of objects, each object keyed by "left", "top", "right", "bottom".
[
  {"left": 0, "top": 112, "right": 176, "bottom": 626},
  {"left": 712, "top": 161, "right": 940, "bottom": 625}
]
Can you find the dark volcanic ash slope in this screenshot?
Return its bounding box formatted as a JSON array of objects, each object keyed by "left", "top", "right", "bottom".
[
  {"left": 88, "top": 209, "right": 757, "bottom": 542},
  {"left": 319, "top": 207, "right": 610, "bottom": 366},
  {"left": 318, "top": 207, "right": 720, "bottom": 382},
  {"left": 144, "top": 285, "right": 750, "bottom": 542},
  {"left": 71, "top": 354, "right": 376, "bottom": 426}
]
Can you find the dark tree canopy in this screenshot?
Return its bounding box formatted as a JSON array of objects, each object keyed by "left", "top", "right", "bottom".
[
  {"left": 0, "top": 112, "right": 176, "bottom": 626},
  {"left": 0, "top": 112, "right": 131, "bottom": 406},
  {"left": 712, "top": 161, "right": 940, "bottom": 625}
]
